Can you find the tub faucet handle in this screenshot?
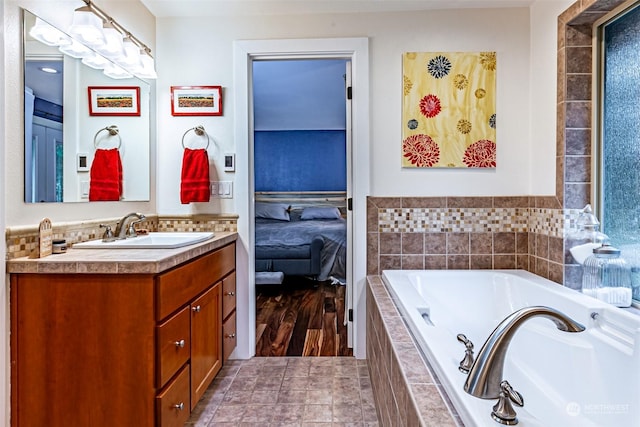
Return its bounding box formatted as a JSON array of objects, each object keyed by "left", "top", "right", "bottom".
[
  {"left": 491, "top": 380, "right": 524, "bottom": 425},
  {"left": 456, "top": 333, "right": 475, "bottom": 373}
]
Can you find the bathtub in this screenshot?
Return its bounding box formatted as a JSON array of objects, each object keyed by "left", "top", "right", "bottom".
[{"left": 382, "top": 269, "right": 640, "bottom": 427}]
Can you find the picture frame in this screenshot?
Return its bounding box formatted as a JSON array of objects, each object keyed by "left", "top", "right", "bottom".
[
  {"left": 171, "top": 85, "right": 223, "bottom": 116},
  {"left": 88, "top": 86, "right": 140, "bottom": 116}
]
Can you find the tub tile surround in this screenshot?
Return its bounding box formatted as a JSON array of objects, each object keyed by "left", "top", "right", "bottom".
[
  {"left": 366, "top": 275, "right": 461, "bottom": 426},
  {"left": 368, "top": 196, "right": 579, "bottom": 286},
  {"left": 5, "top": 214, "right": 238, "bottom": 260}
]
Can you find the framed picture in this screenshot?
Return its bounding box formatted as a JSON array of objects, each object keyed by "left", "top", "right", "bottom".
[
  {"left": 171, "top": 86, "right": 223, "bottom": 116},
  {"left": 88, "top": 86, "right": 140, "bottom": 116}
]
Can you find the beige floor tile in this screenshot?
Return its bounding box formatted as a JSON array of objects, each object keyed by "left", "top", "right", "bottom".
[{"left": 185, "top": 357, "right": 379, "bottom": 426}]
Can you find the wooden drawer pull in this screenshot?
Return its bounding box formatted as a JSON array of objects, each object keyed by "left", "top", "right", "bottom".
[
  {"left": 225, "top": 332, "right": 236, "bottom": 339},
  {"left": 174, "top": 339, "right": 185, "bottom": 348},
  {"left": 173, "top": 402, "right": 184, "bottom": 411}
]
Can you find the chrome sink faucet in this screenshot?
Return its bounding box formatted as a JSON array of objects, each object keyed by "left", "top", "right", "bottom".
[
  {"left": 463, "top": 306, "right": 585, "bottom": 424},
  {"left": 114, "top": 212, "right": 146, "bottom": 239}
]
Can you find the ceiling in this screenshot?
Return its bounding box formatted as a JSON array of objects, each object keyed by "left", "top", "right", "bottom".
[{"left": 141, "top": 0, "right": 536, "bottom": 18}]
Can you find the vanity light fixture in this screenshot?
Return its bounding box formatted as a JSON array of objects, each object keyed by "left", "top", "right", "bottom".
[
  {"left": 27, "top": 0, "right": 156, "bottom": 80},
  {"left": 94, "top": 21, "right": 124, "bottom": 58},
  {"left": 58, "top": 38, "right": 94, "bottom": 58},
  {"left": 81, "top": 52, "right": 112, "bottom": 70},
  {"left": 103, "top": 62, "right": 133, "bottom": 79},
  {"left": 113, "top": 36, "right": 141, "bottom": 67},
  {"left": 29, "top": 17, "right": 71, "bottom": 47},
  {"left": 68, "top": 5, "right": 106, "bottom": 48}
]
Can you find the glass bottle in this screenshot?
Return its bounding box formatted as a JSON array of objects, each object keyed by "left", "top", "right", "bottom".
[{"left": 582, "top": 243, "right": 632, "bottom": 307}]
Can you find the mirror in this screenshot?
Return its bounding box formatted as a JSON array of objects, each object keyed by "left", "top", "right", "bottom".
[{"left": 23, "top": 9, "right": 151, "bottom": 203}]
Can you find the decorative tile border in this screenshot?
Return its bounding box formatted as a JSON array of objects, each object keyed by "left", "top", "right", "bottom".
[
  {"left": 379, "top": 207, "right": 574, "bottom": 237},
  {"left": 5, "top": 214, "right": 238, "bottom": 260}
]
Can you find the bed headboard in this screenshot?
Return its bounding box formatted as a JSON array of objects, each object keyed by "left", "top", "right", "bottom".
[{"left": 255, "top": 191, "right": 347, "bottom": 212}]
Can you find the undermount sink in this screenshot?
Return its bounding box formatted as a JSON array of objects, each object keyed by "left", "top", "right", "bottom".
[{"left": 73, "top": 232, "right": 215, "bottom": 249}]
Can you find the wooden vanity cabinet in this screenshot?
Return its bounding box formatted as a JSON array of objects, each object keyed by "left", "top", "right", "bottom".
[{"left": 10, "top": 241, "right": 235, "bottom": 427}]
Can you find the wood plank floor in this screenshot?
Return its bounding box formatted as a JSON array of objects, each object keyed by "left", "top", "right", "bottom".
[{"left": 256, "top": 276, "right": 352, "bottom": 357}]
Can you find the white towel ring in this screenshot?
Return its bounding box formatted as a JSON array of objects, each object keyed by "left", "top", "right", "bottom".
[
  {"left": 182, "top": 125, "right": 210, "bottom": 150},
  {"left": 94, "top": 125, "right": 122, "bottom": 149}
]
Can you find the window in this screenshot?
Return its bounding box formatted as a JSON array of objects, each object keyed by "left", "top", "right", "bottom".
[{"left": 596, "top": 0, "right": 640, "bottom": 302}]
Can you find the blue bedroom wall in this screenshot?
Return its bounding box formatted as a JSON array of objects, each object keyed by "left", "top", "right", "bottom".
[{"left": 253, "top": 59, "right": 347, "bottom": 192}]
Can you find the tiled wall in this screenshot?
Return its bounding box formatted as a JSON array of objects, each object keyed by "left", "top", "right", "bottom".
[
  {"left": 367, "top": 196, "right": 571, "bottom": 285},
  {"left": 558, "top": 0, "right": 628, "bottom": 286},
  {"left": 5, "top": 214, "right": 237, "bottom": 260}
]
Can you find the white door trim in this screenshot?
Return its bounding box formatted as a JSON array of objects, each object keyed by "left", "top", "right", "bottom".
[{"left": 233, "top": 37, "right": 370, "bottom": 359}]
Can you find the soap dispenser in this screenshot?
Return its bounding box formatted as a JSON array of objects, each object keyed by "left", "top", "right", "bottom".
[
  {"left": 568, "top": 204, "right": 609, "bottom": 264},
  {"left": 582, "top": 243, "right": 632, "bottom": 307}
]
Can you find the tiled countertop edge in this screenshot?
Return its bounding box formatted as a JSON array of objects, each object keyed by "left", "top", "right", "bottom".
[{"left": 7, "top": 232, "right": 237, "bottom": 274}]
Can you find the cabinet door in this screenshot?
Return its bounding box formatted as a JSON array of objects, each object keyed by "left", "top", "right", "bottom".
[{"left": 190, "top": 282, "right": 222, "bottom": 409}]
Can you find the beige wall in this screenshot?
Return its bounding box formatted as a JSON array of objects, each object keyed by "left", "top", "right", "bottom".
[{"left": 155, "top": 6, "right": 571, "bottom": 214}]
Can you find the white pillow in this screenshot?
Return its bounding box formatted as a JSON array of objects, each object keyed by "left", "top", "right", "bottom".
[
  {"left": 301, "top": 206, "right": 341, "bottom": 220},
  {"left": 255, "top": 202, "right": 290, "bottom": 221}
]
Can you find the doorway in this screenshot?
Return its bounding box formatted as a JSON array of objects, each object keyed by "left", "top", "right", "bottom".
[
  {"left": 233, "top": 37, "right": 370, "bottom": 360},
  {"left": 252, "top": 58, "right": 350, "bottom": 356}
]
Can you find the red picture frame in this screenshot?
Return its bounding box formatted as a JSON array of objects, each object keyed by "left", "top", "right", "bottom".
[
  {"left": 88, "top": 86, "right": 140, "bottom": 116},
  {"left": 171, "top": 86, "right": 223, "bottom": 116}
]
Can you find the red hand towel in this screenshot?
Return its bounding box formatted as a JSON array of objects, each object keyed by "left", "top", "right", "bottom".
[
  {"left": 180, "top": 148, "right": 210, "bottom": 204},
  {"left": 89, "top": 148, "right": 123, "bottom": 201}
]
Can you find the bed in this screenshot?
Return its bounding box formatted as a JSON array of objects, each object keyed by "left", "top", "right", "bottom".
[{"left": 254, "top": 203, "right": 347, "bottom": 283}]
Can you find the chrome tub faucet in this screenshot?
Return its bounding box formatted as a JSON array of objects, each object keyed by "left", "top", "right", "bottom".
[{"left": 463, "top": 306, "right": 585, "bottom": 425}]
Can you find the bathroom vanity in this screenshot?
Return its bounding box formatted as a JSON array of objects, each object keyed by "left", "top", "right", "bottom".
[{"left": 8, "top": 232, "right": 237, "bottom": 427}]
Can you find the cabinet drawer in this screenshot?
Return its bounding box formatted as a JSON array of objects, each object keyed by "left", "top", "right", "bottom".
[
  {"left": 156, "top": 364, "right": 190, "bottom": 427},
  {"left": 222, "top": 271, "right": 236, "bottom": 320},
  {"left": 157, "top": 307, "right": 190, "bottom": 388},
  {"left": 222, "top": 311, "right": 236, "bottom": 362},
  {"left": 157, "top": 243, "right": 235, "bottom": 321}
]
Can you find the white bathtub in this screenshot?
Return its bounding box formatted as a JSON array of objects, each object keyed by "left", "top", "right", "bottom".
[{"left": 382, "top": 269, "right": 640, "bottom": 427}]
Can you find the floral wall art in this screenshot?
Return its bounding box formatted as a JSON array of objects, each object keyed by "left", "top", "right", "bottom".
[{"left": 402, "top": 52, "right": 497, "bottom": 168}]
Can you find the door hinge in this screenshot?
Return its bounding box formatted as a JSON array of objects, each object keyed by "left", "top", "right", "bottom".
[
  {"left": 348, "top": 309, "right": 353, "bottom": 322},
  {"left": 347, "top": 86, "right": 352, "bottom": 100},
  {"left": 347, "top": 198, "right": 353, "bottom": 211}
]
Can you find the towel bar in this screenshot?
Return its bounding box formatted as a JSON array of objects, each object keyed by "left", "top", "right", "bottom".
[
  {"left": 94, "top": 125, "right": 122, "bottom": 149},
  {"left": 182, "top": 125, "right": 210, "bottom": 150}
]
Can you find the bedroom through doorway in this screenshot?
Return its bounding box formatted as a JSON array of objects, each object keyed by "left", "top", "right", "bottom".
[{"left": 251, "top": 58, "right": 352, "bottom": 357}]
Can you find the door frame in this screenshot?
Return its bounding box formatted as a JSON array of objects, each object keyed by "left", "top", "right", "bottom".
[{"left": 233, "top": 37, "right": 370, "bottom": 359}]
